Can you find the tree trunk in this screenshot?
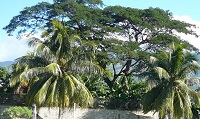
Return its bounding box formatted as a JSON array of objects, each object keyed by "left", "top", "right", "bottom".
[
  {"left": 58, "top": 104, "right": 62, "bottom": 119},
  {"left": 103, "top": 77, "right": 114, "bottom": 90},
  {"left": 32, "top": 104, "right": 37, "bottom": 119},
  {"left": 14, "top": 84, "right": 21, "bottom": 94},
  {"left": 167, "top": 110, "right": 173, "bottom": 119}
]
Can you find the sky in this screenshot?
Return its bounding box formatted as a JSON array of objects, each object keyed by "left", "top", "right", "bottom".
[{"left": 0, "top": 0, "right": 200, "bottom": 61}]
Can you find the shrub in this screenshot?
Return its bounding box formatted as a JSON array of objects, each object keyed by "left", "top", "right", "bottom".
[{"left": 1, "top": 106, "right": 32, "bottom": 119}]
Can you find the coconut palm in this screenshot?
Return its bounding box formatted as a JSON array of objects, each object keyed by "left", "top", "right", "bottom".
[
  {"left": 10, "top": 19, "right": 102, "bottom": 119},
  {"left": 141, "top": 44, "right": 200, "bottom": 119},
  {"left": 10, "top": 52, "right": 50, "bottom": 94}
]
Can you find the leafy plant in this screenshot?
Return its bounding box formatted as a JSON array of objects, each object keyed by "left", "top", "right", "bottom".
[
  {"left": 80, "top": 74, "right": 110, "bottom": 98},
  {"left": 1, "top": 106, "right": 32, "bottom": 119},
  {"left": 107, "top": 75, "right": 149, "bottom": 110},
  {"left": 0, "top": 67, "right": 13, "bottom": 93},
  {"left": 80, "top": 74, "right": 110, "bottom": 108}
]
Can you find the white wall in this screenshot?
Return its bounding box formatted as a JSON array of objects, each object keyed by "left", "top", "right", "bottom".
[
  {"left": 38, "top": 107, "right": 158, "bottom": 119},
  {"left": 0, "top": 105, "right": 158, "bottom": 119}
]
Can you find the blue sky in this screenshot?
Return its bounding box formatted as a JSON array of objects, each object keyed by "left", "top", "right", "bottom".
[{"left": 0, "top": 0, "right": 200, "bottom": 61}]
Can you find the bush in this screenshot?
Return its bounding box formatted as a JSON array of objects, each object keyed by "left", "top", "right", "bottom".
[
  {"left": 1, "top": 106, "right": 32, "bottom": 119},
  {"left": 106, "top": 75, "right": 149, "bottom": 110}
]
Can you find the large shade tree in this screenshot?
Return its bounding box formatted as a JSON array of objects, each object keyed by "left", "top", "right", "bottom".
[
  {"left": 4, "top": 1, "right": 200, "bottom": 113},
  {"left": 10, "top": 19, "right": 102, "bottom": 119},
  {"left": 141, "top": 44, "right": 200, "bottom": 119},
  {"left": 4, "top": 0, "right": 199, "bottom": 90}
]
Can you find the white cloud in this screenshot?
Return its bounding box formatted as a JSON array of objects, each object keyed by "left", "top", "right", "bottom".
[
  {"left": 0, "top": 35, "right": 32, "bottom": 61},
  {"left": 173, "top": 15, "right": 200, "bottom": 50}
]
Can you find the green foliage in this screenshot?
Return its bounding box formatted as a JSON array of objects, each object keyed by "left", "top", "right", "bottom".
[
  {"left": 4, "top": 1, "right": 200, "bottom": 114},
  {"left": 54, "top": 0, "right": 103, "bottom": 6},
  {"left": 191, "top": 104, "right": 200, "bottom": 119},
  {"left": 0, "top": 67, "right": 13, "bottom": 93},
  {"left": 4, "top": 1, "right": 198, "bottom": 47},
  {"left": 80, "top": 73, "right": 149, "bottom": 110},
  {"left": 10, "top": 20, "right": 98, "bottom": 119},
  {"left": 1, "top": 106, "right": 32, "bottom": 119},
  {"left": 141, "top": 45, "right": 200, "bottom": 119},
  {"left": 80, "top": 74, "right": 110, "bottom": 99},
  {"left": 107, "top": 75, "right": 148, "bottom": 110},
  {"left": 4, "top": 0, "right": 199, "bottom": 92}
]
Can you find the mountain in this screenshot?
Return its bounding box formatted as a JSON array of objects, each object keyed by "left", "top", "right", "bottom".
[{"left": 0, "top": 61, "right": 14, "bottom": 68}]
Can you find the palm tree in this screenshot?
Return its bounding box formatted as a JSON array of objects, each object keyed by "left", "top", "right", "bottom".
[
  {"left": 10, "top": 52, "right": 49, "bottom": 94},
  {"left": 10, "top": 19, "right": 102, "bottom": 119},
  {"left": 141, "top": 44, "right": 200, "bottom": 119}
]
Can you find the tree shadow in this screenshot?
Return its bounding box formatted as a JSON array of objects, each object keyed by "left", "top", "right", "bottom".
[
  {"left": 80, "top": 108, "right": 155, "bottom": 119},
  {"left": 36, "top": 107, "right": 157, "bottom": 119}
]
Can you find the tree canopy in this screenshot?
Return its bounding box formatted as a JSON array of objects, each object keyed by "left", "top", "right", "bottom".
[
  {"left": 4, "top": 2, "right": 199, "bottom": 86},
  {"left": 4, "top": 1, "right": 200, "bottom": 117}
]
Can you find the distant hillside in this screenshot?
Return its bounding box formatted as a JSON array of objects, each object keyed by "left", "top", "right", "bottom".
[{"left": 0, "top": 61, "right": 14, "bottom": 68}]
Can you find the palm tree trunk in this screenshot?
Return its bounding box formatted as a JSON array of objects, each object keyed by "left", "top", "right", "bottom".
[
  {"left": 58, "top": 104, "right": 62, "bottom": 119},
  {"left": 167, "top": 110, "right": 173, "bottom": 119},
  {"left": 14, "top": 84, "right": 21, "bottom": 94}
]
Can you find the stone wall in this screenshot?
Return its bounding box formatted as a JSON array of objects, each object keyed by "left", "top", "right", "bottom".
[
  {"left": 0, "top": 105, "right": 158, "bottom": 119},
  {"left": 38, "top": 107, "right": 158, "bottom": 119}
]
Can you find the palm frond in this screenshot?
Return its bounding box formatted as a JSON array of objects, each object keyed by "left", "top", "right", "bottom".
[
  {"left": 177, "top": 80, "right": 200, "bottom": 106},
  {"left": 171, "top": 45, "right": 184, "bottom": 75},
  {"left": 173, "top": 90, "right": 184, "bottom": 119},
  {"left": 142, "top": 83, "right": 165, "bottom": 113},
  {"left": 26, "top": 76, "right": 53, "bottom": 107},
  {"left": 67, "top": 74, "right": 93, "bottom": 108},
  {"left": 46, "top": 78, "right": 59, "bottom": 107},
  {"left": 34, "top": 42, "right": 56, "bottom": 62},
  {"left": 154, "top": 67, "right": 170, "bottom": 80},
  {"left": 27, "top": 37, "right": 43, "bottom": 48},
  {"left": 34, "top": 76, "right": 53, "bottom": 107},
  {"left": 10, "top": 65, "right": 29, "bottom": 87},
  {"left": 174, "top": 80, "right": 199, "bottom": 119},
  {"left": 178, "top": 60, "right": 200, "bottom": 78},
  {"left": 149, "top": 56, "right": 158, "bottom": 65}
]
